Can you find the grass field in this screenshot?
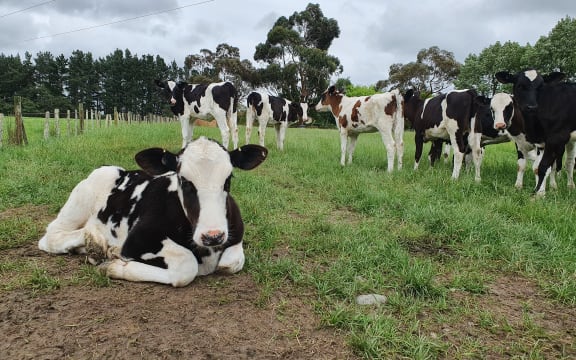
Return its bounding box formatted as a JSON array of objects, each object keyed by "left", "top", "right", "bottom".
[{"left": 1, "top": 117, "right": 575, "bottom": 358}]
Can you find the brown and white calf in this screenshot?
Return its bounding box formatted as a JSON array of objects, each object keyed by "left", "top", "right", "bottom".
[
  {"left": 403, "top": 89, "right": 478, "bottom": 180},
  {"left": 155, "top": 80, "right": 239, "bottom": 149},
  {"left": 39, "top": 137, "right": 267, "bottom": 287},
  {"left": 245, "top": 92, "right": 310, "bottom": 151},
  {"left": 315, "top": 85, "right": 404, "bottom": 171}
]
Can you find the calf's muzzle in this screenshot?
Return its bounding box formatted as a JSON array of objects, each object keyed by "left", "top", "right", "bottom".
[
  {"left": 495, "top": 122, "right": 507, "bottom": 130},
  {"left": 201, "top": 230, "right": 226, "bottom": 246}
]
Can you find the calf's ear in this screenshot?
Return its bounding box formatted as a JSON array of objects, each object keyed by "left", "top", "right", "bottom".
[
  {"left": 543, "top": 72, "right": 565, "bottom": 84},
  {"left": 154, "top": 79, "right": 166, "bottom": 88},
  {"left": 229, "top": 145, "right": 268, "bottom": 170},
  {"left": 475, "top": 95, "right": 490, "bottom": 106},
  {"left": 135, "top": 148, "right": 178, "bottom": 175},
  {"left": 495, "top": 71, "right": 514, "bottom": 84},
  {"left": 403, "top": 89, "right": 414, "bottom": 100}
]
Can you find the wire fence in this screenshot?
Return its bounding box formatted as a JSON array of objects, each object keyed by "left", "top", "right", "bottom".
[{"left": 0, "top": 97, "right": 177, "bottom": 148}]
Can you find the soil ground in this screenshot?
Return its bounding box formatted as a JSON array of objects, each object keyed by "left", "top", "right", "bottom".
[{"left": 0, "top": 242, "right": 356, "bottom": 360}]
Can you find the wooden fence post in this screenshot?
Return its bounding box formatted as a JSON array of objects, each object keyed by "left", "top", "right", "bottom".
[
  {"left": 54, "top": 109, "right": 60, "bottom": 137},
  {"left": 14, "top": 96, "right": 27, "bottom": 145},
  {"left": 0, "top": 113, "right": 3, "bottom": 147},
  {"left": 66, "top": 110, "right": 71, "bottom": 136},
  {"left": 78, "top": 103, "right": 84, "bottom": 133},
  {"left": 114, "top": 107, "right": 119, "bottom": 126},
  {"left": 44, "top": 111, "right": 50, "bottom": 140}
]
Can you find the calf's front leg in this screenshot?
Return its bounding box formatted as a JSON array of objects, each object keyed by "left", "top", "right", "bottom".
[
  {"left": 217, "top": 242, "right": 245, "bottom": 274},
  {"left": 102, "top": 239, "right": 199, "bottom": 287}
]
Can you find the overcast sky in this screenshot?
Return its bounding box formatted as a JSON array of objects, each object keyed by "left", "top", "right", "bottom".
[{"left": 1, "top": 0, "right": 575, "bottom": 86}]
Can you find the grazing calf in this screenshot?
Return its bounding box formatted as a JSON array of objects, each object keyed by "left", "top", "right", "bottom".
[
  {"left": 496, "top": 69, "right": 576, "bottom": 195},
  {"left": 315, "top": 85, "right": 404, "bottom": 171},
  {"left": 245, "top": 92, "right": 310, "bottom": 151},
  {"left": 155, "top": 80, "right": 239, "bottom": 149},
  {"left": 38, "top": 137, "right": 268, "bottom": 287},
  {"left": 403, "top": 89, "right": 478, "bottom": 180}
]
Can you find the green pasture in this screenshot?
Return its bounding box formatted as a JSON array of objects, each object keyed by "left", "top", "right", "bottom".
[{"left": 1, "top": 117, "right": 575, "bottom": 358}]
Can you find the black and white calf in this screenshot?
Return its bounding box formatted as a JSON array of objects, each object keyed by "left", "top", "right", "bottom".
[
  {"left": 245, "top": 92, "right": 310, "bottom": 151},
  {"left": 155, "top": 80, "right": 239, "bottom": 149},
  {"left": 468, "top": 93, "right": 542, "bottom": 187},
  {"left": 38, "top": 137, "right": 268, "bottom": 287},
  {"left": 403, "top": 89, "right": 478, "bottom": 179},
  {"left": 496, "top": 69, "right": 576, "bottom": 195}
]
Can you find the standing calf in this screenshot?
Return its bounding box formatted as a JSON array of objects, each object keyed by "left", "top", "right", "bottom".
[
  {"left": 403, "top": 89, "right": 478, "bottom": 180},
  {"left": 496, "top": 69, "right": 576, "bottom": 195},
  {"left": 245, "top": 92, "right": 310, "bottom": 151},
  {"left": 156, "top": 80, "right": 239, "bottom": 149},
  {"left": 315, "top": 85, "right": 404, "bottom": 171},
  {"left": 469, "top": 93, "right": 541, "bottom": 186}
]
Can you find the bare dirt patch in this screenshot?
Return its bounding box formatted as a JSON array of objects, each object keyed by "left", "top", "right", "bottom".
[{"left": 0, "top": 241, "right": 357, "bottom": 360}]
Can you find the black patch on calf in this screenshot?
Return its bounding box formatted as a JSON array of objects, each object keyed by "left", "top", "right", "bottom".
[
  {"left": 269, "top": 96, "right": 288, "bottom": 122},
  {"left": 135, "top": 148, "right": 178, "bottom": 176},
  {"left": 229, "top": 145, "right": 268, "bottom": 170},
  {"left": 247, "top": 92, "right": 264, "bottom": 116},
  {"left": 420, "top": 95, "right": 445, "bottom": 130},
  {"left": 474, "top": 99, "right": 500, "bottom": 139},
  {"left": 175, "top": 81, "right": 238, "bottom": 116},
  {"left": 503, "top": 103, "right": 513, "bottom": 124},
  {"left": 118, "top": 175, "right": 193, "bottom": 266},
  {"left": 211, "top": 82, "right": 236, "bottom": 113},
  {"left": 170, "top": 82, "right": 187, "bottom": 116},
  {"left": 97, "top": 170, "right": 151, "bottom": 230},
  {"left": 288, "top": 102, "right": 303, "bottom": 122}
]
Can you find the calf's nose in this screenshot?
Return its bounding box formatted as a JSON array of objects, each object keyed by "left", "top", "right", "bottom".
[
  {"left": 495, "top": 122, "right": 506, "bottom": 130},
  {"left": 201, "top": 230, "right": 225, "bottom": 246},
  {"left": 170, "top": 97, "right": 176, "bottom": 105}
]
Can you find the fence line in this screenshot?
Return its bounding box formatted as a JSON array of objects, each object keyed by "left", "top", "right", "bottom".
[{"left": 1, "top": 100, "right": 177, "bottom": 147}]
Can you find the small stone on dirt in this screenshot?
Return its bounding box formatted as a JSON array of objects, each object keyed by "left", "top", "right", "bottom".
[{"left": 356, "top": 294, "right": 387, "bottom": 305}]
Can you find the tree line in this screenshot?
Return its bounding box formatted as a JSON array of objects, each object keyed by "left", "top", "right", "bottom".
[
  {"left": 377, "top": 16, "right": 576, "bottom": 97},
  {"left": 0, "top": 3, "right": 341, "bottom": 123},
  {"left": 1, "top": 2, "right": 575, "bottom": 123}
]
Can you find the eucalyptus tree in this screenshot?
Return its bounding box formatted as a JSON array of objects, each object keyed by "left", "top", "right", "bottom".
[
  {"left": 253, "top": 3, "right": 342, "bottom": 102},
  {"left": 377, "top": 46, "right": 460, "bottom": 96}
]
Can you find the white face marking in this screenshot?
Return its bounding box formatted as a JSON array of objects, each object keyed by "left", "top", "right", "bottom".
[
  {"left": 167, "top": 80, "right": 176, "bottom": 91},
  {"left": 315, "top": 98, "right": 329, "bottom": 111},
  {"left": 179, "top": 137, "right": 233, "bottom": 246},
  {"left": 525, "top": 69, "right": 538, "bottom": 82},
  {"left": 491, "top": 93, "right": 514, "bottom": 128},
  {"left": 300, "top": 103, "right": 309, "bottom": 122},
  {"left": 167, "top": 80, "right": 178, "bottom": 104}
]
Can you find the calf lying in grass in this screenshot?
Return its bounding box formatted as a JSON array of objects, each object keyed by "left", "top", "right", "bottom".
[{"left": 39, "top": 137, "right": 267, "bottom": 287}]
